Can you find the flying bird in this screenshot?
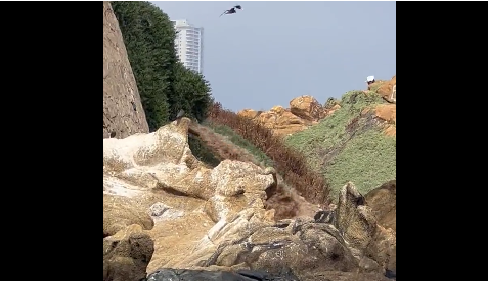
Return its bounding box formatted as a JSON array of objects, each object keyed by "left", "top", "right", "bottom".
[
  {"left": 220, "top": 7, "right": 236, "bottom": 17},
  {"left": 220, "top": 5, "right": 242, "bottom": 17}
]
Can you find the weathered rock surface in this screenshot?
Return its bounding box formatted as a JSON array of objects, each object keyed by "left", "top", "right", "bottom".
[
  {"left": 374, "top": 104, "right": 396, "bottom": 136},
  {"left": 335, "top": 183, "right": 396, "bottom": 277},
  {"left": 103, "top": 194, "right": 154, "bottom": 238},
  {"left": 368, "top": 75, "right": 396, "bottom": 103},
  {"left": 237, "top": 96, "right": 339, "bottom": 137},
  {"left": 103, "top": 118, "right": 275, "bottom": 223},
  {"left": 104, "top": 224, "right": 154, "bottom": 281},
  {"left": 361, "top": 103, "right": 396, "bottom": 137},
  {"left": 365, "top": 180, "right": 396, "bottom": 233},
  {"left": 103, "top": 1, "right": 149, "bottom": 139},
  {"left": 102, "top": 118, "right": 395, "bottom": 281},
  {"left": 290, "top": 95, "right": 329, "bottom": 121},
  {"left": 147, "top": 268, "right": 300, "bottom": 281}
]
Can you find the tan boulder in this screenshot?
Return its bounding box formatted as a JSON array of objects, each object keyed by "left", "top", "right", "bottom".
[
  {"left": 102, "top": 118, "right": 395, "bottom": 281},
  {"left": 369, "top": 75, "right": 396, "bottom": 103},
  {"left": 237, "top": 109, "right": 260, "bottom": 119},
  {"left": 327, "top": 104, "right": 342, "bottom": 114},
  {"left": 103, "top": 224, "right": 154, "bottom": 281},
  {"left": 374, "top": 104, "right": 396, "bottom": 124},
  {"left": 103, "top": 194, "right": 154, "bottom": 237},
  {"left": 237, "top": 96, "right": 338, "bottom": 137},
  {"left": 290, "top": 95, "right": 328, "bottom": 121},
  {"left": 374, "top": 104, "right": 396, "bottom": 136},
  {"left": 103, "top": 118, "right": 276, "bottom": 223},
  {"left": 365, "top": 180, "right": 396, "bottom": 232},
  {"left": 335, "top": 182, "right": 396, "bottom": 274}
]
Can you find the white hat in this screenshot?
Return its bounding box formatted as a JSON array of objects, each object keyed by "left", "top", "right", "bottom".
[{"left": 366, "top": 76, "right": 374, "bottom": 82}]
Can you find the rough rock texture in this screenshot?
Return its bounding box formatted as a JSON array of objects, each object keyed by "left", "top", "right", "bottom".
[
  {"left": 237, "top": 96, "right": 339, "bottom": 137},
  {"left": 290, "top": 95, "right": 329, "bottom": 121},
  {"left": 335, "top": 183, "right": 396, "bottom": 276},
  {"left": 102, "top": 119, "right": 395, "bottom": 281},
  {"left": 361, "top": 103, "right": 396, "bottom": 137},
  {"left": 365, "top": 180, "right": 396, "bottom": 232},
  {"left": 368, "top": 75, "right": 396, "bottom": 103},
  {"left": 374, "top": 104, "right": 396, "bottom": 136},
  {"left": 104, "top": 224, "right": 154, "bottom": 281},
  {"left": 103, "top": 1, "right": 149, "bottom": 139},
  {"left": 103, "top": 118, "right": 275, "bottom": 223},
  {"left": 103, "top": 194, "right": 154, "bottom": 237},
  {"left": 147, "top": 268, "right": 300, "bottom": 281}
]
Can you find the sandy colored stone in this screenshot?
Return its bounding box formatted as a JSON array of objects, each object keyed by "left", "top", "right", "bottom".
[
  {"left": 103, "top": 194, "right": 154, "bottom": 237},
  {"left": 335, "top": 182, "right": 396, "bottom": 273},
  {"left": 102, "top": 119, "right": 395, "bottom": 281},
  {"left": 369, "top": 75, "right": 396, "bottom": 103},
  {"left": 103, "top": 224, "right": 154, "bottom": 281},
  {"left": 365, "top": 180, "right": 396, "bottom": 232},
  {"left": 374, "top": 104, "right": 396, "bottom": 124},
  {"left": 237, "top": 96, "right": 337, "bottom": 137},
  {"left": 237, "top": 109, "right": 260, "bottom": 119},
  {"left": 290, "top": 95, "right": 328, "bottom": 121}
]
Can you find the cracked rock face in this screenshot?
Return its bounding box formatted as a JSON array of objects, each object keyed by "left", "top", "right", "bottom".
[
  {"left": 103, "top": 224, "right": 154, "bottom": 281},
  {"left": 103, "top": 1, "right": 149, "bottom": 139},
  {"left": 103, "top": 118, "right": 395, "bottom": 281},
  {"left": 147, "top": 268, "right": 301, "bottom": 281}
]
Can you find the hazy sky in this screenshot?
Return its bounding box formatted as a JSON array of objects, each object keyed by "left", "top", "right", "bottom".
[{"left": 151, "top": 1, "right": 396, "bottom": 112}]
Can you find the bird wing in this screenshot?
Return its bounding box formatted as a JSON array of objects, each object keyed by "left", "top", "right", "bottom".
[{"left": 219, "top": 10, "right": 227, "bottom": 17}]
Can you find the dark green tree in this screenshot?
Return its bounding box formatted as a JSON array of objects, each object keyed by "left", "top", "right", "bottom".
[
  {"left": 112, "top": 1, "right": 177, "bottom": 131},
  {"left": 112, "top": 1, "right": 214, "bottom": 128},
  {"left": 172, "top": 63, "right": 213, "bottom": 123}
]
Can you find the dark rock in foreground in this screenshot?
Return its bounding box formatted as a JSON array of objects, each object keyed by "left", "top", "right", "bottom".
[{"left": 146, "top": 268, "right": 300, "bottom": 281}]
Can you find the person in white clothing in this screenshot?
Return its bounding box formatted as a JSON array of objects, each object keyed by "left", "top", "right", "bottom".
[{"left": 366, "top": 76, "right": 375, "bottom": 90}]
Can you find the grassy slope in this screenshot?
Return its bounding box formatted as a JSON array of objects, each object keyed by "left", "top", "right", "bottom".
[
  {"left": 285, "top": 90, "right": 396, "bottom": 199},
  {"left": 202, "top": 120, "right": 275, "bottom": 167}
]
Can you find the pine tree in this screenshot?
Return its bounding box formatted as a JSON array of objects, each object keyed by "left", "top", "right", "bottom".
[{"left": 112, "top": 1, "right": 214, "bottom": 129}]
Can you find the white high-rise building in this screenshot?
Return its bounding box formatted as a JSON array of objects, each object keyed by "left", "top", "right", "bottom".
[{"left": 171, "top": 19, "right": 204, "bottom": 74}]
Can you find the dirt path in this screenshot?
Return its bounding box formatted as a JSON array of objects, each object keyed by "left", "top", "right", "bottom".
[{"left": 188, "top": 122, "right": 322, "bottom": 219}]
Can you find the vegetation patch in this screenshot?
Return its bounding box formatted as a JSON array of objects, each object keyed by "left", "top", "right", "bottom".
[
  {"left": 204, "top": 121, "right": 275, "bottom": 167},
  {"left": 285, "top": 90, "right": 396, "bottom": 199},
  {"left": 112, "top": 1, "right": 213, "bottom": 131},
  {"left": 207, "top": 102, "right": 330, "bottom": 206}
]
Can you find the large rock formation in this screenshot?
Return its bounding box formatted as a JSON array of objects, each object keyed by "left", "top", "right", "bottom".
[
  {"left": 103, "top": 224, "right": 154, "bottom": 281},
  {"left": 368, "top": 75, "right": 396, "bottom": 103},
  {"left": 147, "top": 268, "right": 301, "bottom": 281},
  {"left": 335, "top": 183, "right": 396, "bottom": 276},
  {"left": 103, "top": 118, "right": 396, "bottom": 281},
  {"left": 365, "top": 180, "right": 396, "bottom": 233},
  {"left": 103, "top": 1, "right": 149, "bottom": 139},
  {"left": 359, "top": 102, "right": 396, "bottom": 137},
  {"left": 237, "top": 96, "right": 340, "bottom": 137}
]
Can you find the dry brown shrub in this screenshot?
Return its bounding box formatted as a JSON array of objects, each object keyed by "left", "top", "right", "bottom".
[{"left": 207, "top": 102, "right": 330, "bottom": 206}]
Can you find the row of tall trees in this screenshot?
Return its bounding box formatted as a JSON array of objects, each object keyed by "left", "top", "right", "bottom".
[{"left": 112, "top": 1, "right": 213, "bottom": 131}]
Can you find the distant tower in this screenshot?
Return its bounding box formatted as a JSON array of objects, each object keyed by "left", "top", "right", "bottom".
[{"left": 171, "top": 19, "right": 204, "bottom": 74}]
